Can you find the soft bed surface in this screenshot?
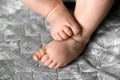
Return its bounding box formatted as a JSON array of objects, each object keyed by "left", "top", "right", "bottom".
[{"left": 0, "top": 0, "right": 120, "bottom": 80}]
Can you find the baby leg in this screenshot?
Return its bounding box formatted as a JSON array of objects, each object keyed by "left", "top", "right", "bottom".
[{"left": 74, "top": 0, "right": 115, "bottom": 38}]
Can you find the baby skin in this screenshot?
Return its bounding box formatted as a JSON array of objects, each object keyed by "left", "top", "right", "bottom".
[
  {"left": 21, "top": 0, "right": 114, "bottom": 69},
  {"left": 21, "top": 0, "right": 81, "bottom": 41}
]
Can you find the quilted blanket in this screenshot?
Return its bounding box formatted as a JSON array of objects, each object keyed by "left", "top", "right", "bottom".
[{"left": 0, "top": 0, "right": 120, "bottom": 80}]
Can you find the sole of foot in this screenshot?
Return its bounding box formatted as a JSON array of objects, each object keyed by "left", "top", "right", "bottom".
[{"left": 33, "top": 35, "right": 89, "bottom": 69}]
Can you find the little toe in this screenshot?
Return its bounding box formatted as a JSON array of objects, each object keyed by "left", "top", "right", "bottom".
[
  {"left": 63, "top": 26, "right": 73, "bottom": 37},
  {"left": 44, "top": 58, "right": 53, "bottom": 66},
  {"left": 48, "top": 61, "right": 57, "bottom": 69},
  {"left": 54, "top": 64, "right": 61, "bottom": 69},
  {"left": 52, "top": 34, "right": 57, "bottom": 41},
  {"left": 59, "top": 30, "right": 69, "bottom": 40},
  {"left": 41, "top": 54, "right": 49, "bottom": 63},
  {"left": 55, "top": 33, "right": 63, "bottom": 41}
]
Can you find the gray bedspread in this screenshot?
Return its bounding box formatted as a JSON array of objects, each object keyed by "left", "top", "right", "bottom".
[{"left": 0, "top": 0, "right": 120, "bottom": 80}]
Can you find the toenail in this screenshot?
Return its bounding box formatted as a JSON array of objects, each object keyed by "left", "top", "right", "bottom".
[
  {"left": 33, "top": 54, "right": 39, "bottom": 61},
  {"left": 39, "top": 49, "right": 46, "bottom": 55},
  {"left": 41, "top": 55, "right": 49, "bottom": 63}
]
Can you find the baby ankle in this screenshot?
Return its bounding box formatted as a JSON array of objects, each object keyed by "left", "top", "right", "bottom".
[{"left": 45, "top": 0, "right": 61, "bottom": 21}]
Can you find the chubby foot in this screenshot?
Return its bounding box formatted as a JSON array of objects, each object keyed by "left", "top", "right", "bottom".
[
  {"left": 46, "top": 0, "right": 81, "bottom": 41},
  {"left": 21, "top": 0, "right": 81, "bottom": 41},
  {"left": 33, "top": 36, "right": 89, "bottom": 69}
]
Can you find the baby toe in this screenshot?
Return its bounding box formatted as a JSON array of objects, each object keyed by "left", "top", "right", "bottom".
[
  {"left": 48, "top": 61, "right": 57, "bottom": 69},
  {"left": 52, "top": 34, "right": 57, "bottom": 41},
  {"left": 33, "top": 50, "right": 42, "bottom": 61},
  {"left": 59, "top": 30, "right": 69, "bottom": 40},
  {"left": 33, "top": 52, "right": 40, "bottom": 61},
  {"left": 41, "top": 54, "right": 49, "bottom": 63},
  {"left": 71, "top": 23, "right": 81, "bottom": 36},
  {"left": 54, "top": 62, "right": 67, "bottom": 69},
  {"left": 44, "top": 58, "right": 53, "bottom": 66},
  {"left": 33, "top": 47, "right": 47, "bottom": 61},
  {"left": 39, "top": 47, "right": 46, "bottom": 56},
  {"left": 54, "top": 64, "right": 61, "bottom": 69},
  {"left": 55, "top": 33, "right": 63, "bottom": 41},
  {"left": 63, "top": 26, "right": 73, "bottom": 37}
]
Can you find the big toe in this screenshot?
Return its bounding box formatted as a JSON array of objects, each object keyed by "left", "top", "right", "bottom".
[
  {"left": 70, "top": 23, "right": 82, "bottom": 36},
  {"left": 33, "top": 47, "right": 46, "bottom": 61}
]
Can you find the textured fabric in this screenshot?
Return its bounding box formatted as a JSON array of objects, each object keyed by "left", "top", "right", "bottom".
[{"left": 0, "top": 0, "right": 120, "bottom": 80}]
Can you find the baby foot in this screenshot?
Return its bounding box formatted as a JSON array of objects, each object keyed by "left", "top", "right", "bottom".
[
  {"left": 33, "top": 35, "right": 89, "bottom": 69},
  {"left": 46, "top": 1, "right": 81, "bottom": 41},
  {"left": 21, "top": 0, "right": 81, "bottom": 41}
]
